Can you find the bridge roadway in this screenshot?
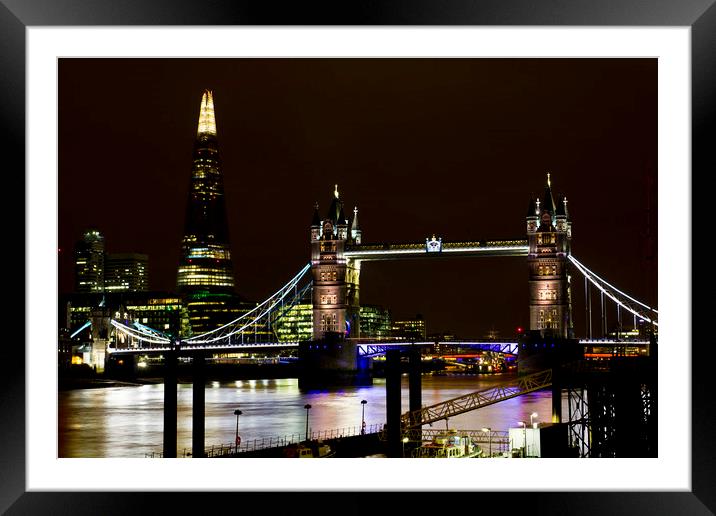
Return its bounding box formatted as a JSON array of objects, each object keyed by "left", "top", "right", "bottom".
[
  {"left": 344, "top": 239, "right": 528, "bottom": 261},
  {"left": 108, "top": 337, "right": 649, "bottom": 356}
]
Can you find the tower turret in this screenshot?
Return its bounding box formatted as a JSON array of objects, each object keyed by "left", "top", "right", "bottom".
[
  {"left": 337, "top": 205, "right": 349, "bottom": 240},
  {"left": 526, "top": 195, "right": 538, "bottom": 234},
  {"left": 326, "top": 184, "right": 342, "bottom": 226},
  {"left": 351, "top": 206, "right": 362, "bottom": 244},
  {"left": 311, "top": 202, "right": 321, "bottom": 242},
  {"left": 555, "top": 194, "right": 568, "bottom": 232},
  {"left": 310, "top": 185, "right": 363, "bottom": 339},
  {"left": 527, "top": 174, "right": 572, "bottom": 338},
  {"left": 540, "top": 172, "right": 556, "bottom": 228}
]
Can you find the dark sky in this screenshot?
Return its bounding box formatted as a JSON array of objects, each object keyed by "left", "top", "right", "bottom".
[{"left": 58, "top": 58, "right": 657, "bottom": 339}]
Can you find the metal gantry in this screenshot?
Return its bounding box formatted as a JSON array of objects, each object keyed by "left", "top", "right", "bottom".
[{"left": 401, "top": 369, "right": 553, "bottom": 428}]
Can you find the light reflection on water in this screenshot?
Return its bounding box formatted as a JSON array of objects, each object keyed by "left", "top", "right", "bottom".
[{"left": 58, "top": 374, "right": 557, "bottom": 458}]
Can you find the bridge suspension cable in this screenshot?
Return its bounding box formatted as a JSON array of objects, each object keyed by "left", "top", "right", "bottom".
[
  {"left": 107, "top": 263, "right": 313, "bottom": 351},
  {"left": 182, "top": 263, "right": 311, "bottom": 343},
  {"left": 110, "top": 319, "right": 173, "bottom": 345},
  {"left": 110, "top": 263, "right": 313, "bottom": 349},
  {"left": 70, "top": 320, "right": 92, "bottom": 339},
  {"left": 182, "top": 263, "right": 312, "bottom": 344},
  {"left": 568, "top": 255, "right": 657, "bottom": 327}
]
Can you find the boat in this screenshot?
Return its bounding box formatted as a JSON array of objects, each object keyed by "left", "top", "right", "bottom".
[
  {"left": 411, "top": 430, "right": 482, "bottom": 458},
  {"left": 284, "top": 440, "right": 336, "bottom": 458}
]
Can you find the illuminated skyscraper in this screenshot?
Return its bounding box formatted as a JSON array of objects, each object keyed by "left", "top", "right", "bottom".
[
  {"left": 392, "top": 316, "right": 427, "bottom": 340},
  {"left": 177, "top": 90, "right": 241, "bottom": 334},
  {"left": 177, "top": 90, "right": 235, "bottom": 292},
  {"left": 105, "top": 253, "right": 148, "bottom": 292},
  {"left": 360, "top": 305, "right": 392, "bottom": 338},
  {"left": 74, "top": 229, "right": 105, "bottom": 293}
]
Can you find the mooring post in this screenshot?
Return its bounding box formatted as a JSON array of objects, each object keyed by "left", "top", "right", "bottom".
[
  {"left": 385, "top": 349, "right": 402, "bottom": 458},
  {"left": 163, "top": 348, "right": 178, "bottom": 458},
  {"left": 408, "top": 346, "right": 422, "bottom": 451},
  {"left": 192, "top": 351, "right": 206, "bottom": 458},
  {"left": 551, "top": 366, "right": 562, "bottom": 424}
]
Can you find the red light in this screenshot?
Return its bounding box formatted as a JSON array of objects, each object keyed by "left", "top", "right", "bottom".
[{"left": 516, "top": 327, "right": 524, "bottom": 334}]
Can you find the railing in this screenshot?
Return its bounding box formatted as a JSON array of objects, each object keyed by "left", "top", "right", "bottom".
[
  {"left": 388, "top": 427, "right": 509, "bottom": 444},
  {"left": 145, "top": 424, "right": 385, "bottom": 458},
  {"left": 357, "top": 340, "right": 519, "bottom": 358},
  {"left": 346, "top": 239, "right": 527, "bottom": 252}
]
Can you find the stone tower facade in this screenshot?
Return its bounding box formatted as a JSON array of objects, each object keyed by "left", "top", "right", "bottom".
[
  {"left": 527, "top": 174, "right": 573, "bottom": 338},
  {"left": 311, "top": 185, "right": 362, "bottom": 339}
]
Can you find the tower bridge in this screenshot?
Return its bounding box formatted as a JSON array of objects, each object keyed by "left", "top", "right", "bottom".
[
  {"left": 104, "top": 173, "right": 657, "bottom": 371},
  {"left": 73, "top": 90, "right": 657, "bottom": 458}
]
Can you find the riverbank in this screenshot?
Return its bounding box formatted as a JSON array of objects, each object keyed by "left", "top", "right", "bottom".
[
  {"left": 58, "top": 376, "right": 163, "bottom": 391},
  {"left": 58, "top": 362, "right": 302, "bottom": 390}
]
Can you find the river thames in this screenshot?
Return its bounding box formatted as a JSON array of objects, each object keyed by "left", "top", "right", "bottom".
[{"left": 58, "top": 373, "right": 557, "bottom": 458}]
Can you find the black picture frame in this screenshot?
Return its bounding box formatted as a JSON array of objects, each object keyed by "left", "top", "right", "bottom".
[{"left": 2, "top": 1, "right": 713, "bottom": 514}]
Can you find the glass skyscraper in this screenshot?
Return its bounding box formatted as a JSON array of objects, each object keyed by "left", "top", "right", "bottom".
[
  {"left": 74, "top": 229, "right": 105, "bottom": 293},
  {"left": 104, "top": 253, "right": 148, "bottom": 292},
  {"left": 177, "top": 90, "right": 235, "bottom": 292},
  {"left": 176, "top": 90, "right": 242, "bottom": 334}
]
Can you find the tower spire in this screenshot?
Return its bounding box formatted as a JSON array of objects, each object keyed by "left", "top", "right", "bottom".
[
  {"left": 334, "top": 184, "right": 339, "bottom": 199},
  {"left": 197, "top": 89, "right": 217, "bottom": 136}
]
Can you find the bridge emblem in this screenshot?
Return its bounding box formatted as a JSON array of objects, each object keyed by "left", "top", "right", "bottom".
[{"left": 426, "top": 235, "right": 442, "bottom": 253}]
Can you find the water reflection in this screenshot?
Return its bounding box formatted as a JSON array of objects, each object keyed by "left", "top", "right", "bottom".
[{"left": 58, "top": 374, "right": 557, "bottom": 458}]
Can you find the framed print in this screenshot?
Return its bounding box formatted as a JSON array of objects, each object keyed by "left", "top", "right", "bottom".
[{"left": 2, "top": 0, "right": 714, "bottom": 513}]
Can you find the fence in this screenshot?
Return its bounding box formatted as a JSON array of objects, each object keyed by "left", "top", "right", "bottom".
[{"left": 145, "top": 423, "right": 384, "bottom": 458}]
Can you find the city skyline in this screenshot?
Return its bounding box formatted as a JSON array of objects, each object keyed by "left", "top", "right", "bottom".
[{"left": 58, "top": 58, "right": 657, "bottom": 338}]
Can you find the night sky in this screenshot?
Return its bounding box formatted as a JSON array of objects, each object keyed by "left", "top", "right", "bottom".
[{"left": 58, "top": 58, "right": 657, "bottom": 339}]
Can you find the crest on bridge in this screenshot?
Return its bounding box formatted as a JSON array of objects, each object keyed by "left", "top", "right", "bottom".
[{"left": 426, "top": 235, "right": 442, "bottom": 253}]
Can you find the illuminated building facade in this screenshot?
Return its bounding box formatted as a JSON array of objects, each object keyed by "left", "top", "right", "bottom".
[
  {"left": 310, "top": 185, "right": 362, "bottom": 339},
  {"left": 274, "top": 303, "right": 313, "bottom": 342},
  {"left": 74, "top": 229, "right": 105, "bottom": 293},
  {"left": 63, "top": 292, "right": 191, "bottom": 341},
  {"left": 104, "top": 253, "right": 148, "bottom": 292},
  {"left": 359, "top": 305, "right": 392, "bottom": 338},
  {"left": 176, "top": 90, "right": 242, "bottom": 334},
  {"left": 526, "top": 174, "right": 573, "bottom": 338},
  {"left": 392, "top": 316, "right": 427, "bottom": 340},
  {"left": 183, "top": 291, "right": 245, "bottom": 336}
]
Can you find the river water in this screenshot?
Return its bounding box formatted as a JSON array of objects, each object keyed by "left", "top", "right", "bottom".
[{"left": 58, "top": 374, "right": 555, "bottom": 458}]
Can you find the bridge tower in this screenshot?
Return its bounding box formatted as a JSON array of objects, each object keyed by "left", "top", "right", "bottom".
[
  {"left": 526, "top": 174, "right": 574, "bottom": 339},
  {"left": 311, "top": 185, "right": 361, "bottom": 339},
  {"left": 87, "top": 306, "right": 112, "bottom": 373}
]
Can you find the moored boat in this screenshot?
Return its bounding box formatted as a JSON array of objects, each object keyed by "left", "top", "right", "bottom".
[
  {"left": 411, "top": 430, "right": 482, "bottom": 458},
  {"left": 284, "top": 440, "right": 336, "bottom": 458}
]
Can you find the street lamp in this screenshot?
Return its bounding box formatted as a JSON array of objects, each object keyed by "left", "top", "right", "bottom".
[
  {"left": 233, "top": 409, "right": 242, "bottom": 450},
  {"left": 402, "top": 436, "right": 409, "bottom": 458},
  {"left": 481, "top": 427, "right": 492, "bottom": 458},
  {"left": 304, "top": 404, "right": 312, "bottom": 441},
  {"left": 360, "top": 400, "right": 367, "bottom": 435},
  {"left": 518, "top": 421, "right": 526, "bottom": 457}
]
